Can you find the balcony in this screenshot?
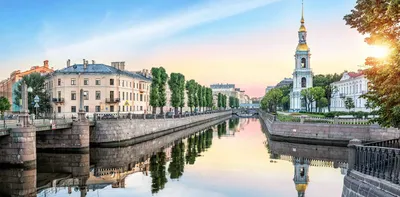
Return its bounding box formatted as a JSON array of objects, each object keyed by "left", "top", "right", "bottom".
[
  {"left": 52, "top": 98, "right": 65, "bottom": 104},
  {"left": 106, "top": 98, "right": 120, "bottom": 103}
]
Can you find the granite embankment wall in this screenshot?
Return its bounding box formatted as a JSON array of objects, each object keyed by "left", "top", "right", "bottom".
[
  {"left": 342, "top": 170, "right": 400, "bottom": 197},
  {"left": 259, "top": 111, "right": 400, "bottom": 146},
  {"left": 91, "top": 111, "right": 231, "bottom": 146},
  {"left": 91, "top": 116, "right": 230, "bottom": 168}
]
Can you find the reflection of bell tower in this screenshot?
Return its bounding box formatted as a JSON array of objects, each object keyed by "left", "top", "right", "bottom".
[{"left": 293, "top": 157, "right": 310, "bottom": 197}]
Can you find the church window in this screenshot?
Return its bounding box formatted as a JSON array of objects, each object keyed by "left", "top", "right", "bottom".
[
  {"left": 301, "top": 58, "right": 306, "bottom": 68},
  {"left": 301, "top": 77, "right": 306, "bottom": 88},
  {"left": 300, "top": 167, "right": 305, "bottom": 177}
]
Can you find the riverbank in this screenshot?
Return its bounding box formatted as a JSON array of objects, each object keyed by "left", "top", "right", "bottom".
[{"left": 259, "top": 110, "right": 400, "bottom": 146}]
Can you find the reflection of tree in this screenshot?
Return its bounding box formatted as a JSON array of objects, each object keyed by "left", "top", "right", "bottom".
[
  {"left": 168, "top": 141, "right": 185, "bottom": 180},
  {"left": 217, "top": 122, "right": 227, "bottom": 138},
  {"left": 185, "top": 130, "right": 214, "bottom": 165},
  {"left": 150, "top": 152, "right": 168, "bottom": 194}
]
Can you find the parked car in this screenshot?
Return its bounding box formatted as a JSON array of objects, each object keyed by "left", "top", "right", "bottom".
[
  {"left": 183, "top": 111, "right": 190, "bottom": 116},
  {"left": 166, "top": 111, "right": 175, "bottom": 118},
  {"left": 102, "top": 114, "right": 117, "bottom": 119}
]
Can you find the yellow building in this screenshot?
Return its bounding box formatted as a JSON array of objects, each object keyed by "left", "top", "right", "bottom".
[{"left": 46, "top": 60, "right": 151, "bottom": 118}]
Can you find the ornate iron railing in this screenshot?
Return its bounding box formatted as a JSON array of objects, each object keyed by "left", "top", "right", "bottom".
[
  {"left": 354, "top": 145, "right": 400, "bottom": 184},
  {"left": 364, "top": 139, "right": 400, "bottom": 148}
]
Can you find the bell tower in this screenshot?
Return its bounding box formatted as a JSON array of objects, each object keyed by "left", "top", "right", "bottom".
[{"left": 290, "top": 0, "right": 313, "bottom": 112}]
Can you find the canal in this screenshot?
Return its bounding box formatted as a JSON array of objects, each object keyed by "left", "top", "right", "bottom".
[{"left": 0, "top": 118, "right": 347, "bottom": 197}]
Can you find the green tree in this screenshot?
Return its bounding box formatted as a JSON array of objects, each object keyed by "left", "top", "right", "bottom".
[
  {"left": 150, "top": 152, "right": 168, "bottom": 194},
  {"left": 262, "top": 88, "right": 283, "bottom": 113},
  {"left": 229, "top": 96, "right": 234, "bottom": 108},
  {"left": 205, "top": 88, "right": 212, "bottom": 110},
  {"left": 217, "top": 93, "right": 222, "bottom": 109},
  {"left": 318, "top": 97, "right": 329, "bottom": 111},
  {"left": 158, "top": 67, "right": 168, "bottom": 114},
  {"left": 178, "top": 74, "right": 186, "bottom": 113},
  {"left": 185, "top": 80, "right": 196, "bottom": 113},
  {"left": 301, "top": 88, "right": 312, "bottom": 112},
  {"left": 14, "top": 73, "right": 51, "bottom": 116},
  {"left": 310, "top": 87, "right": 325, "bottom": 112},
  {"left": 344, "top": 97, "right": 355, "bottom": 112},
  {"left": 313, "top": 74, "right": 342, "bottom": 111},
  {"left": 168, "top": 141, "right": 185, "bottom": 180},
  {"left": 168, "top": 73, "right": 181, "bottom": 114},
  {"left": 0, "top": 97, "right": 11, "bottom": 127},
  {"left": 202, "top": 86, "right": 207, "bottom": 111},
  {"left": 344, "top": 0, "right": 400, "bottom": 127},
  {"left": 193, "top": 83, "right": 199, "bottom": 111},
  {"left": 150, "top": 68, "right": 161, "bottom": 114},
  {"left": 197, "top": 84, "right": 203, "bottom": 112},
  {"left": 280, "top": 96, "right": 290, "bottom": 111}
]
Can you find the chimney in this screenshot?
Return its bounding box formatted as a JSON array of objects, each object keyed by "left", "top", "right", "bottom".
[
  {"left": 120, "top": 62, "right": 125, "bottom": 70},
  {"left": 83, "top": 59, "right": 87, "bottom": 69},
  {"left": 67, "top": 59, "right": 70, "bottom": 67},
  {"left": 85, "top": 60, "right": 88, "bottom": 69},
  {"left": 92, "top": 60, "right": 95, "bottom": 64},
  {"left": 44, "top": 60, "right": 49, "bottom": 68}
]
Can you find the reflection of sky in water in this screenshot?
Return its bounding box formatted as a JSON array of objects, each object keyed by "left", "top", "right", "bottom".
[{"left": 40, "top": 119, "right": 345, "bottom": 197}]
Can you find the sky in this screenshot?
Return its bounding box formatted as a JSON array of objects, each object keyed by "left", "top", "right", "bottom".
[{"left": 0, "top": 0, "right": 372, "bottom": 97}]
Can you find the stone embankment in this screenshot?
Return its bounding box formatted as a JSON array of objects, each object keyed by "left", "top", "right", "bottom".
[
  {"left": 259, "top": 110, "right": 400, "bottom": 146},
  {"left": 91, "top": 111, "right": 232, "bottom": 146}
]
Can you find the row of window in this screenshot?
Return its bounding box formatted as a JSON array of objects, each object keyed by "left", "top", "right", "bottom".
[
  {"left": 56, "top": 105, "right": 147, "bottom": 113},
  {"left": 332, "top": 98, "right": 366, "bottom": 108},
  {"left": 56, "top": 78, "right": 149, "bottom": 89},
  {"left": 335, "top": 82, "right": 367, "bottom": 95},
  {"left": 56, "top": 91, "right": 148, "bottom": 101}
]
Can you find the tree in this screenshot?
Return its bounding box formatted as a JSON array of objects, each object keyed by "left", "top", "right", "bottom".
[
  {"left": 344, "top": 97, "right": 355, "bottom": 112},
  {"left": 0, "top": 97, "right": 11, "bottom": 127},
  {"left": 168, "top": 73, "right": 181, "bottom": 114},
  {"left": 217, "top": 93, "right": 222, "bottom": 109},
  {"left": 313, "top": 74, "right": 342, "bottom": 111},
  {"left": 178, "top": 74, "right": 186, "bottom": 113},
  {"left": 158, "top": 67, "right": 168, "bottom": 114},
  {"left": 14, "top": 73, "right": 51, "bottom": 116},
  {"left": 205, "top": 88, "right": 212, "bottom": 110},
  {"left": 185, "top": 80, "right": 196, "bottom": 113},
  {"left": 281, "top": 96, "right": 290, "bottom": 111},
  {"left": 310, "top": 87, "right": 325, "bottom": 112},
  {"left": 318, "top": 97, "right": 329, "bottom": 111},
  {"left": 202, "top": 86, "right": 207, "bottom": 111},
  {"left": 193, "top": 82, "right": 199, "bottom": 111},
  {"left": 229, "top": 96, "right": 234, "bottom": 108},
  {"left": 197, "top": 84, "right": 203, "bottom": 112},
  {"left": 300, "top": 88, "right": 312, "bottom": 112},
  {"left": 261, "top": 88, "right": 283, "bottom": 113},
  {"left": 150, "top": 68, "right": 161, "bottom": 114},
  {"left": 344, "top": 0, "right": 400, "bottom": 128}
]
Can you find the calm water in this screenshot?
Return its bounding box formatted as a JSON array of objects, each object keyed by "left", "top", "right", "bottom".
[{"left": 0, "top": 118, "right": 347, "bottom": 197}]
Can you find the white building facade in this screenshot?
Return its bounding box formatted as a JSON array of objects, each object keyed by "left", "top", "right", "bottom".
[
  {"left": 330, "top": 71, "right": 370, "bottom": 112},
  {"left": 290, "top": 6, "right": 313, "bottom": 112}
]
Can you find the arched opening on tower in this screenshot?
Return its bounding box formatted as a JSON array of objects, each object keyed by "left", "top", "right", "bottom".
[
  {"left": 301, "top": 77, "right": 306, "bottom": 88},
  {"left": 301, "top": 58, "right": 306, "bottom": 68},
  {"left": 300, "top": 167, "right": 305, "bottom": 177}
]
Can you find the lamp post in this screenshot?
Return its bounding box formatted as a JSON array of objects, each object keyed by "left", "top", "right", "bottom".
[{"left": 27, "top": 87, "right": 33, "bottom": 122}]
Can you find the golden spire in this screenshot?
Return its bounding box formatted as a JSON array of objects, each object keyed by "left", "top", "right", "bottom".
[{"left": 301, "top": 0, "right": 305, "bottom": 23}]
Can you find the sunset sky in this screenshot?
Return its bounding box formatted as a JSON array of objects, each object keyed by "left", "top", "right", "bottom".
[{"left": 0, "top": 0, "right": 372, "bottom": 97}]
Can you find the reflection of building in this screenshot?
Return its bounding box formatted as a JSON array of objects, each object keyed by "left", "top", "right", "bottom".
[
  {"left": 46, "top": 60, "right": 151, "bottom": 118},
  {"left": 293, "top": 157, "right": 310, "bottom": 197},
  {"left": 0, "top": 60, "right": 54, "bottom": 112},
  {"left": 290, "top": 2, "right": 313, "bottom": 112},
  {"left": 330, "top": 70, "right": 370, "bottom": 112}
]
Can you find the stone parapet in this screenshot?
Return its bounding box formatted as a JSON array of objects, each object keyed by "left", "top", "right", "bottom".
[
  {"left": 0, "top": 126, "right": 36, "bottom": 166},
  {"left": 91, "top": 111, "right": 231, "bottom": 145}
]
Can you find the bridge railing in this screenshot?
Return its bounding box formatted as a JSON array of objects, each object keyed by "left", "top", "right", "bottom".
[{"left": 353, "top": 145, "right": 400, "bottom": 185}]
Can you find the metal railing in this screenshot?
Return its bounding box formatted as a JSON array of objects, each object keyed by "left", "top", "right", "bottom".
[
  {"left": 105, "top": 98, "right": 120, "bottom": 103},
  {"left": 354, "top": 145, "right": 400, "bottom": 185},
  {"left": 364, "top": 139, "right": 400, "bottom": 148},
  {"left": 274, "top": 113, "right": 371, "bottom": 125},
  {"left": 94, "top": 110, "right": 231, "bottom": 121},
  {"left": 52, "top": 98, "right": 65, "bottom": 103}
]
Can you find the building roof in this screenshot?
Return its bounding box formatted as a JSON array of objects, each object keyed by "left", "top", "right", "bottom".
[
  {"left": 210, "top": 83, "right": 235, "bottom": 89},
  {"left": 53, "top": 64, "right": 151, "bottom": 81}
]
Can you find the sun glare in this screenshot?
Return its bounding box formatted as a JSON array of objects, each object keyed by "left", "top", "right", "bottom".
[{"left": 369, "top": 45, "right": 390, "bottom": 58}]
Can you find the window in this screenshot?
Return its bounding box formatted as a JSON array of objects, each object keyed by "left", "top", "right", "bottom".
[
  {"left": 130, "top": 93, "right": 132, "bottom": 100},
  {"left": 96, "top": 79, "right": 101, "bottom": 85},
  {"left": 301, "top": 58, "right": 306, "bottom": 68},
  {"left": 84, "top": 78, "right": 89, "bottom": 85},
  {"left": 71, "top": 106, "right": 76, "bottom": 113},
  {"left": 58, "top": 106, "right": 61, "bottom": 113},
  {"left": 58, "top": 79, "right": 61, "bottom": 86},
  {"left": 126, "top": 92, "right": 128, "bottom": 100},
  {"left": 58, "top": 91, "right": 61, "bottom": 99},
  {"left": 140, "top": 106, "right": 143, "bottom": 111},
  {"left": 122, "top": 92, "right": 125, "bottom": 100},
  {"left": 84, "top": 91, "right": 89, "bottom": 100},
  {"left": 301, "top": 77, "right": 306, "bottom": 88},
  {"left": 110, "top": 106, "right": 114, "bottom": 112},
  {"left": 130, "top": 106, "right": 132, "bottom": 111},
  {"left": 140, "top": 94, "right": 143, "bottom": 101},
  {"left": 123, "top": 106, "right": 125, "bottom": 112},
  {"left": 71, "top": 91, "right": 76, "bottom": 100},
  {"left": 84, "top": 106, "right": 89, "bottom": 112},
  {"left": 119, "top": 106, "right": 121, "bottom": 112},
  {"left": 130, "top": 82, "right": 132, "bottom": 87},
  {"left": 110, "top": 79, "right": 114, "bottom": 85},
  {"left": 122, "top": 80, "right": 124, "bottom": 87},
  {"left": 71, "top": 78, "right": 76, "bottom": 85},
  {"left": 95, "top": 91, "right": 101, "bottom": 100},
  {"left": 95, "top": 106, "right": 101, "bottom": 112}
]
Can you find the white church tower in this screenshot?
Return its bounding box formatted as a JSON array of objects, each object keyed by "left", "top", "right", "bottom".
[{"left": 290, "top": 0, "right": 313, "bottom": 112}]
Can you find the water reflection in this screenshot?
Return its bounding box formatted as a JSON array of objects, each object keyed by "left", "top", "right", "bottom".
[{"left": 0, "top": 118, "right": 347, "bottom": 197}]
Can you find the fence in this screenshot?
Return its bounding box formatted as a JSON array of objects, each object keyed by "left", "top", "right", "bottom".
[
  {"left": 94, "top": 110, "right": 231, "bottom": 121},
  {"left": 354, "top": 145, "right": 400, "bottom": 185},
  {"left": 275, "top": 113, "right": 372, "bottom": 125}
]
